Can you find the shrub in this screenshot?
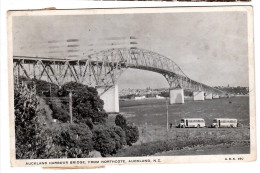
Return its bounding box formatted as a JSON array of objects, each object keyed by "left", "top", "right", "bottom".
[
  {"left": 115, "top": 114, "right": 127, "bottom": 128},
  {"left": 110, "top": 126, "right": 127, "bottom": 150},
  {"left": 115, "top": 114, "right": 139, "bottom": 146},
  {"left": 124, "top": 125, "right": 139, "bottom": 146},
  {"left": 23, "top": 123, "right": 94, "bottom": 159},
  {"left": 46, "top": 123, "right": 94, "bottom": 158},
  {"left": 92, "top": 125, "right": 126, "bottom": 157}
]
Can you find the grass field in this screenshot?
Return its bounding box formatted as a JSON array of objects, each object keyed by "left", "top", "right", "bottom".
[
  {"left": 115, "top": 96, "right": 249, "bottom": 127},
  {"left": 108, "top": 96, "right": 250, "bottom": 157}
]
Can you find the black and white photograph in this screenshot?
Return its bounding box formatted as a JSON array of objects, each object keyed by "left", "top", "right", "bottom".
[{"left": 7, "top": 6, "right": 255, "bottom": 167}]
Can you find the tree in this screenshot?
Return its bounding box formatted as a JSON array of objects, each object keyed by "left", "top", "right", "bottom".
[
  {"left": 58, "top": 82, "right": 108, "bottom": 126},
  {"left": 115, "top": 114, "right": 127, "bottom": 128},
  {"left": 14, "top": 83, "right": 42, "bottom": 159},
  {"left": 124, "top": 125, "right": 139, "bottom": 146},
  {"left": 92, "top": 125, "right": 126, "bottom": 157},
  {"left": 115, "top": 114, "right": 139, "bottom": 146}
]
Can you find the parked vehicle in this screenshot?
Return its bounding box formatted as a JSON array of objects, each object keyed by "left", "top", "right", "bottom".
[
  {"left": 178, "top": 118, "right": 205, "bottom": 128},
  {"left": 211, "top": 118, "right": 237, "bottom": 128}
]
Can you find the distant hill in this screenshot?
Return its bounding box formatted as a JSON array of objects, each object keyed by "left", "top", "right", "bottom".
[{"left": 214, "top": 86, "right": 249, "bottom": 95}]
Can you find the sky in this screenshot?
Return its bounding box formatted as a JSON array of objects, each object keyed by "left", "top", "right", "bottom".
[{"left": 13, "top": 11, "right": 249, "bottom": 89}]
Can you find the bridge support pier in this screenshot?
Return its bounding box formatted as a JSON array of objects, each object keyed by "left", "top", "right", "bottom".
[
  {"left": 193, "top": 91, "right": 205, "bottom": 101},
  {"left": 205, "top": 93, "right": 213, "bottom": 100},
  {"left": 213, "top": 94, "right": 220, "bottom": 99},
  {"left": 170, "top": 88, "right": 184, "bottom": 104},
  {"left": 97, "top": 84, "right": 119, "bottom": 113}
]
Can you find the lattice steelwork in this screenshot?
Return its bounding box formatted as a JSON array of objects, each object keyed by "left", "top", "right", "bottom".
[{"left": 13, "top": 48, "right": 225, "bottom": 95}]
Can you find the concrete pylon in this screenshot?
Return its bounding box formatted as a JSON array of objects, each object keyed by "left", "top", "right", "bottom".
[
  {"left": 97, "top": 85, "right": 119, "bottom": 113},
  {"left": 205, "top": 93, "right": 213, "bottom": 100},
  {"left": 170, "top": 88, "right": 184, "bottom": 104},
  {"left": 193, "top": 91, "right": 205, "bottom": 101},
  {"left": 213, "top": 94, "right": 220, "bottom": 99}
]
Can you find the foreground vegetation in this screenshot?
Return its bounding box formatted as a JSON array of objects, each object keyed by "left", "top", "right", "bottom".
[
  {"left": 14, "top": 78, "right": 139, "bottom": 159},
  {"left": 112, "top": 125, "right": 250, "bottom": 157}
]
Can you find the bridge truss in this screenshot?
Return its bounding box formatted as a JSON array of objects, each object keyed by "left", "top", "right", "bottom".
[{"left": 13, "top": 48, "right": 225, "bottom": 95}]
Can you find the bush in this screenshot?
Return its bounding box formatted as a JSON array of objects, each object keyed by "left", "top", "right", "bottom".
[
  {"left": 124, "top": 125, "right": 139, "bottom": 146},
  {"left": 115, "top": 114, "right": 139, "bottom": 146},
  {"left": 45, "top": 123, "right": 94, "bottom": 158},
  {"left": 18, "top": 122, "right": 94, "bottom": 159},
  {"left": 115, "top": 114, "right": 127, "bottom": 128},
  {"left": 110, "top": 126, "right": 127, "bottom": 150},
  {"left": 92, "top": 125, "right": 126, "bottom": 157}
]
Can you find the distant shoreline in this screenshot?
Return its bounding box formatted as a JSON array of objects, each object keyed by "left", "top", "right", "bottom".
[{"left": 119, "top": 95, "right": 249, "bottom": 101}]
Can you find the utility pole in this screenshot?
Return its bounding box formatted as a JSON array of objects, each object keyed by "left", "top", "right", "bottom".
[
  {"left": 166, "top": 97, "right": 169, "bottom": 130},
  {"left": 17, "top": 65, "right": 20, "bottom": 84},
  {"left": 69, "top": 91, "right": 73, "bottom": 123},
  {"left": 49, "top": 84, "right": 52, "bottom": 97}
]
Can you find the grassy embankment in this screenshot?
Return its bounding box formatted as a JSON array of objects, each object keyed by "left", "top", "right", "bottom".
[{"left": 110, "top": 123, "right": 250, "bottom": 157}]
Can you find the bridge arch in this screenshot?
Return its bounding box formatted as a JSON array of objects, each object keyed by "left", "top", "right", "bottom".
[
  {"left": 82, "top": 48, "right": 187, "bottom": 90},
  {"left": 13, "top": 48, "right": 226, "bottom": 112},
  {"left": 13, "top": 47, "right": 224, "bottom": 95}
]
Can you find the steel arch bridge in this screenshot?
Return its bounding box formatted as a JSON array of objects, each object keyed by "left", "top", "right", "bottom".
[{"left": 13, "top": 48, "right": 225, "bottom": 96}]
